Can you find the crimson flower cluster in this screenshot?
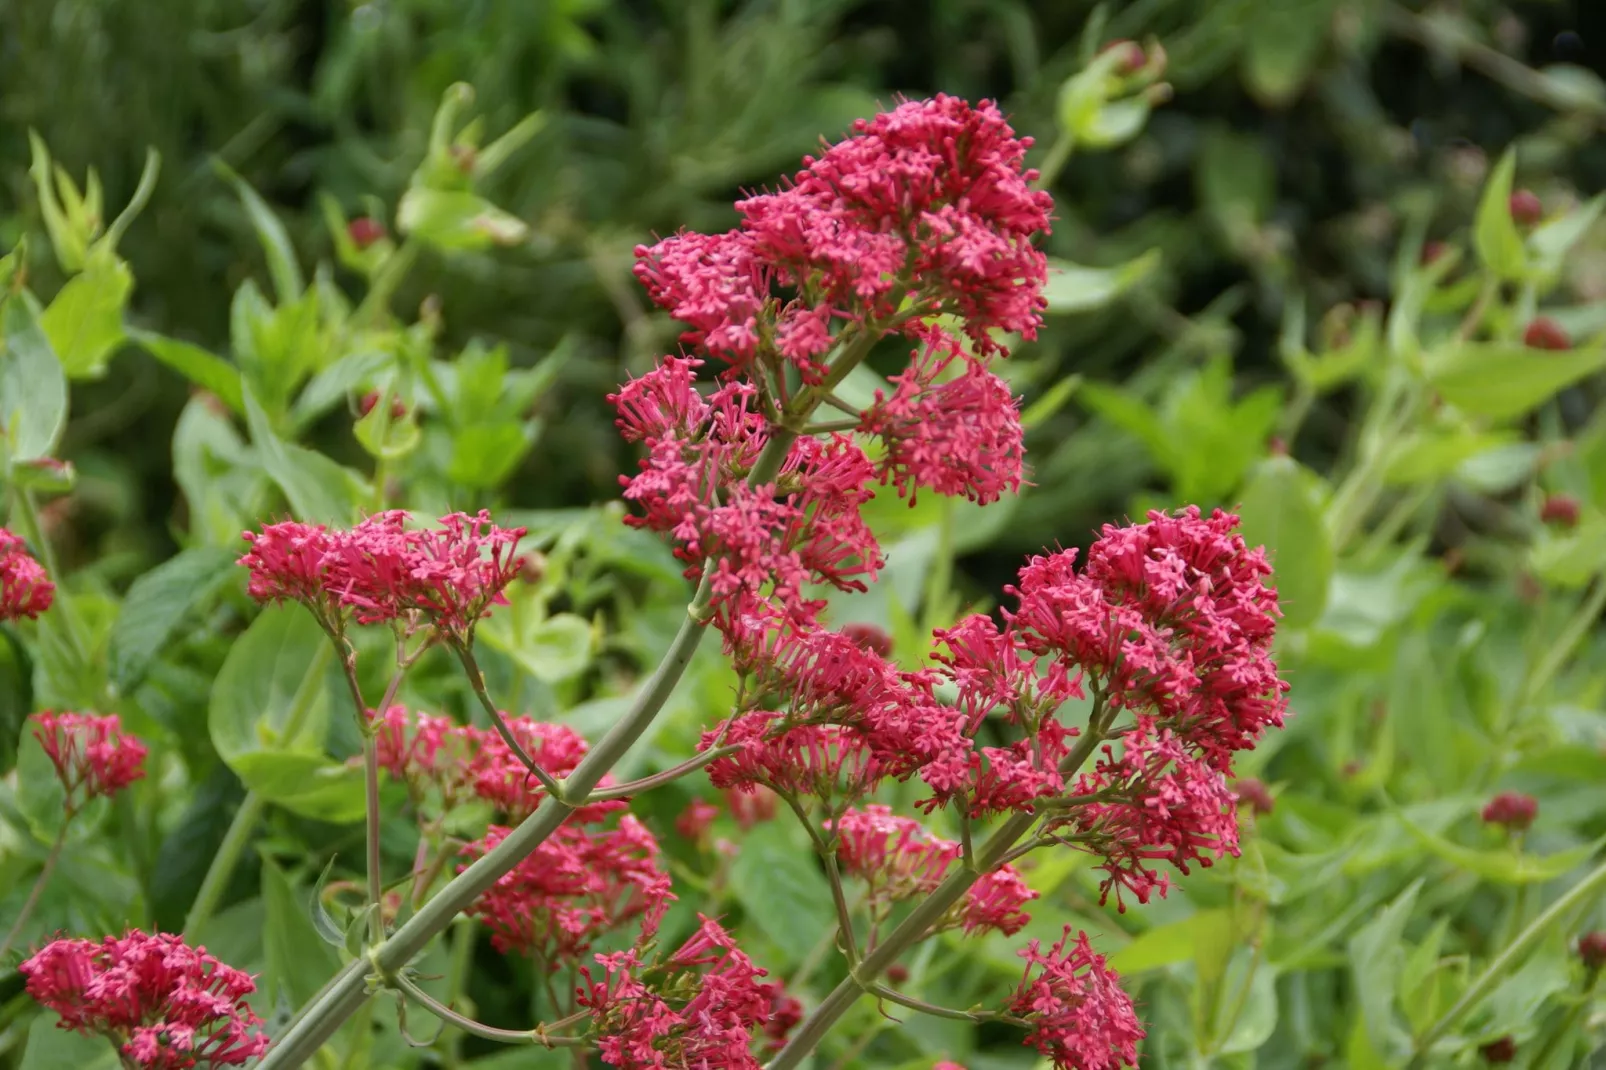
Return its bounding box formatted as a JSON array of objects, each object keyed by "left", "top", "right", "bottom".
[
  {"left": 238, "top": 510, "right": 525, "bottom": 638},
  {"left": 578, "top": 915, "right": 801, "bottom": 1069},
  {"left": 1009, "top": 929, "right": 1145, "bottom": 1070},
  {"left": 20, "top": 931, "right": 268, "bottom": 1068},
  {"left": 31, "top": 711, "right": 148, "bottom": 814},
  {"left": 0, "top": 528, "right": 54, "bottom": 621},
  {"left": 831, "top": 805, "right": 1037, "bottom": 936}
]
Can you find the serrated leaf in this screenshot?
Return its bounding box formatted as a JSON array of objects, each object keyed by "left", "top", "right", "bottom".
[
  {"left": 108, "top": 546, "right": 240, "bottom": 692},
  {"left": 1473, "top": 149, "right": 1526, "bottom": 280},
  {"left": 1, "top": 295, "right": 68, "bottom": 461}
]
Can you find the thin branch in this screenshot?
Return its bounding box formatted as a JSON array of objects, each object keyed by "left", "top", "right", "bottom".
[
  {"left": 583, "top": 744, "right": 743, "bottom": 802},
  {"left": 864, "top": 983, "right": 1024, "bottom": 1027},
  {"left": 453, "top": 642, "right": 568, "bottom": 801},
  {"left": 785, "top": 795, "right": 861, "bottom": 966},
  {"left": 392, "top": 971, "right": 587, "bottom": 1048}
]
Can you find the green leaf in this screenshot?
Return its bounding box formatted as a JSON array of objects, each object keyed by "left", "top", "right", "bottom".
[
  {"left": 1042, "top": 249, "right": 1161, "bottom": 314},
  {"left": 1346, "top": 880, "right": 1422, "bottom": 1057},
  {"left": 1108, "top": 909, "right": 1229, "bottom": 975},
  {"left": 261, "top": 857, "right": 344, "bottom": 1008},
  {"left": 209, "top": 606, "right": 363, "bottom": 822},
  {"left": 131, "top": 329, "right": 244, "bottom": 413},
  {"left": 1078, "top": 97, "right": 1151, "bottom": 148},
  {"left": 242, "top": 382, "right": 367, "bottom": 525},
  {"left": 15, "top": 722, "right": 68, "bottom": 842},
  {"left": 1, "top": 295, "right": 69, "bottom": 461},
  {"left": 397, "top": 188, "right": 529, "bottom": 250},
  {"left": 1473, "top": 148, "right": 1526, "bottom": 280},
  {"left": 481, "top": 612, "right": 594, "bottom": 684},
  {"left": 1530, "top": 515, "right": 1606, "bottom": 589},
  {"left": 217, "top": 162, "right": 305, "bottom": 304},
  {"left": 310, "top": 856, "right": 345, "bottom": 947},
  {"left": 1383, "top": 429, "right": 1521, "bottom": 485},
  {"left": 108, "top": 546, "right": 240, "bottom": 692},
  {"left": 447, "top": 422, "right": 534, "bottom": 489},
  {"left": 1236, "top": 456, "right": 1332, "bottom": 629},
  {"left": 39, "top": 257, "right": 132, "bottom": 378},
  {"left": 1529, "top": 193, "right": 1605, "bottom": 276},
  {"left": 19, "top": 1015, "right": 119, "bottom": 1070},
  {"left": 1426, "top": 342, "right": 1606, "bottom": 421},
  {"left": 1396, "top": 809, "right": 1604, "bottom": 884},
  {"left": 728, "top": 822, "right": 834, "bottom": 966},
  {"left": 1216, "top": 965, "right": 1279, "bottom": 1055},
  {"left": 1242, "top": 0, "right": 1331, "bottom": 106}
]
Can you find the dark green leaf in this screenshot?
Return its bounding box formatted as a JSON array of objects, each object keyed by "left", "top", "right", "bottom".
[
  {"left": 261, "top": 857, "right": 343, "bottom": 1008},
  {"left": 18, "top": 1015, "right": 119, "bottom": 1070},
  {"left": 310, "top": 856, "right": 345, "bottom": 947},
  {"left": 217, "top": 162, "right": 305, "bottom": 304},
  {"left": 108, "top": 546, "right": 240, "bottom": 692}
]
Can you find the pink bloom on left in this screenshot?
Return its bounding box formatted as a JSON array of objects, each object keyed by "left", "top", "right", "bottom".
[
  {"left": 0, "top": 528, "right": 54, "bottom": 621},
  {"left": 30, "top": 711, "right": 147, "bottom": 813}
]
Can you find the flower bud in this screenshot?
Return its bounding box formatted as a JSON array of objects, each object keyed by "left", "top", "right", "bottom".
[
  {"left": 1523, "top": 317, "right": 1571, "bottom": 350},
  {"left": 1420, "top": 240, "right": 1450, "bottom": 266},
  {"left": 348, "top": 216, "right": 387, "bottom": 250},
  {"left": 358, "top": 391, "right": 408, "bottom": 421},
  {"left": 886, "top": 964, "right": 910, "bottom": 984},
  {"left": 1577, "top": 931, "right": 1606, "bottom": 970},
  {"left": 518, "top": 552, "right": 548, "bottom": 584},
  {"left": 1480, "top": 791, "right": 1538, "bottom": 831},
  {"left": 1479, "top": 1036, "right": 1516, "bottom": 1064},
  {"left": 842, "top": 621, "right": 894, "bottom": 658},
  {"left": 1233, "top": 778, "right": 1275, "bottom": 815},
  {"left": 1099, "top": 39, "right": 1147, "bottom": 75},
  {"left": 1508, "top": 189, "right": 1543, "bottom": 226},
  {"left": 1540, "top": 494, "right": 1581, "bottom": 529}
]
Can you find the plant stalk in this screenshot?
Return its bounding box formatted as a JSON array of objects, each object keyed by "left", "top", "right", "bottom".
[{"left": 0, "top": 821, "right": 69, "bottom": 960}]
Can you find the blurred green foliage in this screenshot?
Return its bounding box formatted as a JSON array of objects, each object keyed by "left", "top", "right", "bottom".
[{"left": 5, "top": 1, "right": 1606, "bottom": 1068}]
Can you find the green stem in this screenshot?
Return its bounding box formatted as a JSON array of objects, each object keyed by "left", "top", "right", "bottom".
[
  {"left": 8, "top": 487, "right": 90, "bottom": 673},
  {"left": 392, "top": 971, "right": 586, "bottom": 1048},
  {"left": 1034, "top": 135, "right": 1075, "bottom": 190},
  {"left": 454, "top": 643, "right": 567, "bottom": 800},
  {"left": 257, "top": 427, "right": 803, "bottom": 1069},
  {"left": 185, "top": 640, "right": 332, "bottom": 939},
  {"left": 582, "top": 744, "right": 742, "bottom": 802},
  {"left": 0, "top": 820, "right": 69, "bottom": 960},
  {"left": 785, "top": 795, "right": 860, "bottom": 966},
  {"left": 1525, "top": 973, "right": 1598, "bottom": 1070},
  {"left": 766, "top": 720, "right": 1108, "bottom": 1070},
  {"left": 866, "top": 983, "right": 1018, "bottom": 1025},
  {"left": 182, "top": 793, "right": 267, "bottom": 940},
  {"left": 1407, "top": 856, "right": 1606, "bottom": 1066},
  {"left": 362, "top": 738, "right": 385, "bottom": 947},
  {"left": 1523, "top": 577, "right": 1606, "bottom": 707}
]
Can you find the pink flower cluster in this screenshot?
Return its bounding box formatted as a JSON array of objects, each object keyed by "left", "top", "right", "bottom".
[
  {"left": 578, "top": 915, "right": 801, "bottom": 1069},
  {"left": 20, "top": 931, "right": 268, "bottom": 1068},
  {"left": 238, "top": 510, "right": 525, "bottom": 637},
  {"left": 1010, "top": 929, "right": 1145, "bottom": 1070},
  {"left": 372, "top": 706, "right": 619, "bottom": 823},
  {"left": 31, "top": 711, "right": 148, "bottom": 814},
  {"left": 459, "top": 815, "right": 670, "bottom": 965},
  {"left": 0, "top": 528, "right": 54, "bottom": 621},
  {"left": 830, "top": 805, "right": 1037, "bottom": 936}
]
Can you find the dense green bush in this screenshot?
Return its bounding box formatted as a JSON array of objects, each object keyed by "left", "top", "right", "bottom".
[{"left": 3, "top": 2, "right": 1606, "bottom": 1068}]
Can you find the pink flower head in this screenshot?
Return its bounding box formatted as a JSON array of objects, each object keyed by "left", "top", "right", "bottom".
[
  {"left": 704, "top": 716, "right": 884, "bottom": 805},
  {"left": 1009, "top": 928, "right": 1143, "bottom": 1070},
  {"left": 1481, "top": 792, "right": 1538, "bottom": 832},
  {"left": 828, "top": 805, "right": 1037, "bottom": 936},
  {"left": 461, "top": 815, "right": 671, "bottom": 965},
  {"left": 240, "top": 511, "right": 527, "bottom": 638},
  {"left": 861, "top": 336, "right": 1025, "bottom": 504},
  {"left": 578, "top": 915, "right": 798, "bottom": 1068},
  {"left": 31, "top": 711, "right": 147, "bottom": 813},
  {"left": 371, "top": 706, "right": 479, "bottom": 811},
  {"left": 675, "top": 797, "right": 720, "bottom": 842},
  {"left": 469, "top": 715, "right": 621, "bottom": 824},
  {"left": 0, "top": 528, "right": 54, "bottom": 620},
  {"left": 20, "top": 930, "right": 269, "bottom": 1068},
  {"left": 632, "top": 230, "right": 768, "bottom": 371}
]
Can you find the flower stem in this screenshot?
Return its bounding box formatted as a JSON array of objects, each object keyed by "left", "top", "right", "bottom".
[
  {"left": 453, "top": 643, "right": 567, "bottom": 801},
  {"left": 1407, "top": 856, "right": 1606, "bottom": 1067},
  {"left": 582, "top": 744, "right": 742, "bottom": 802},
  {"left": 341, "top": 659, "right": 409, "bottom": 949},
  {"left": 765, "top": 719, "right": 1109, "bottom": 1070},
  {"left": 182, "top": 792, "right": 267, "bottom": 940},
  {"left": 257, "top": 426, "right": 804, "bottom": 1069},
  {"left": 392, "top": 971, "right": 586, "bottom": 1047},
  {"left": 0, "top": 820, "right": 69, "bottom": 961}
]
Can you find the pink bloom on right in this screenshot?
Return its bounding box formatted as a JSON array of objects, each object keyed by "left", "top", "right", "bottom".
[
  {"left": 1011, "top": 928, "right": 1144, "bottom": 1070},
  {"left": 0, "top": 528, "right": 54, "bottom": 621}
]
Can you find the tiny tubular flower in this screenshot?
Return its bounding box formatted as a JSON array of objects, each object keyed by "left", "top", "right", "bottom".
[
  {"left": 0, "top": 528, "right": 54, "bottom": 621},
  {"left": 31, "top": 711, "right": 147, "bottom": 813}
]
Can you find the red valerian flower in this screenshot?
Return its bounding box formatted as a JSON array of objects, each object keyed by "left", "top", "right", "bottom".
[
  {"left": 675, "top": 797, "right": 721, "bottom": 842},
  {"left": 372, "top": 706, "right": 480, "bottom": 811},
  {"left": 0, "top": 528, "right": 54, "bottom": 621},
  {"left": 578, "top": 915, "right": 798, "bottom": 1068},
  {"left": 460, "top": 816, "right": 671, "bottom": 965},
  {"left": 20, "top": 931, "right": 269, "bottom": 1068},
  {"left": 860, "top": 335, "right": 1026, "bottom": 505},
  {"left": 1009, "top": 928, "right": 1143, "bottom": 1070},
  {"left": 239, "top": 511, "right": 527, "bottom": 637},
  {"left": 705, "top": 716, "right": 884, "bottom": 805},
  {"left": 827, "top": 806, "right": 1037, "bottom": 936},
  {"left": 31, "top": 711, "right": 148, "bottom": 813}
]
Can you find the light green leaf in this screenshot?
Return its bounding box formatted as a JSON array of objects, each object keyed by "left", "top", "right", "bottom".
[
  {"left": 398, "top": 188, "right": 529, "bottom": 250},
  {"left": 1216, "top": 965, "right": 1280, "bottom": 1054},
  {"left": 1426, "top": 341, "right": 1606, "bottom": 421},
  {"left": 728, "top": 822, "right": 834, "bottom": 966},
  {"left": 1383, "top": 429, "right": 1521, "bottom": 485},
  {"left": 19, "top": 1015, "right": 119, "bottom": 1070},
  {"left": 1108, "top": 910, "right": 1229, "bottom": 975},
  {"left": 1042, "top": 249, "right": 1161, "bottom": 314},
  {"left": 217, "top": 162, "right": 305, "bottom": 304},
  {"left": 1346, "top": 880, "right": 1422, "bottom": 1057},
  {"left": 15, "top": 723, "right": 69, "bottom": 843},
  {"left": 108, "top": 546, "right": 240, "bottom": 692},
  {"left": 1397, "top": 809, "right": 1604, "bottom": 884},
  {"left": 1077, "top": 98, "right": 1151, "bottom": 148},
  {"left": 1530, "top": 514, "right": 1606, "bottom": 588},
  {"left": 131, "top": 329, "right": 244, "bottom": 413},
  {"left": 1237, "top": 456, "right": 1332, "bottom": 629},
  {"left": 243, "top": 382, "right": 367, "bottom": 525},
  {"left": 40, "top": 257, "right": 132, "bottom": 378},
  {"left": 1529, "top": 193, "right": 1605, "bottom": 275},
  {"left": 1, "top": 295, "right": 69, "bottom": 462},
  {"left": 447, "top": 422, "right": 534, "bottom": 490},
  {"left": 1473, "top": 148, "right": 1526, "bottom": 280}
]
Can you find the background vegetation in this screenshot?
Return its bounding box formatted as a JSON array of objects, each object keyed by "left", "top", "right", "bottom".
[{"left": 4, "top": 1, "right": 1606, "bottom": 1067}]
